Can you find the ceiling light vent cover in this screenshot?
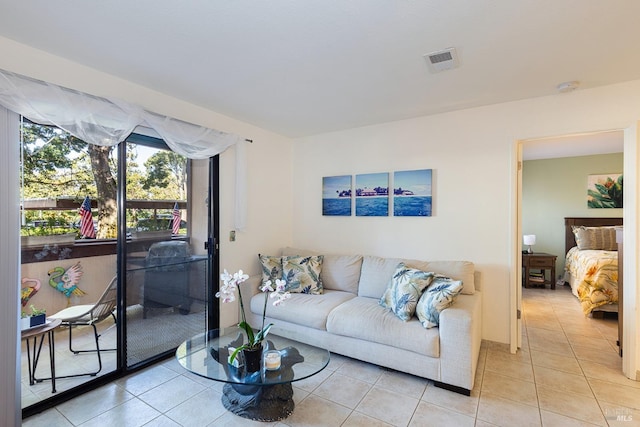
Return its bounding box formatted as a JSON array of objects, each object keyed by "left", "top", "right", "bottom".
[{"left": 423, "top": 48, "right": 459, "bottom": 73}]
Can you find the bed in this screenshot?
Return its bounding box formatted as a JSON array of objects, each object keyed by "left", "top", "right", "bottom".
[{"left": 564, "top": 217, "right": 622, "bottom": 315}]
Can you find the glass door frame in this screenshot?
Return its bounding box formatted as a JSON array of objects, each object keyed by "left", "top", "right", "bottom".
[{"left": 207, "top": 155, "right": 220, "bottom": 332}]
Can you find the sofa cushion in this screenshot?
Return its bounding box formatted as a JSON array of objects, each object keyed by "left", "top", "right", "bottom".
[
  {"left": 252, "top": 289, "right": 354, "bottom": 330},
  {"left": 320, "top": 254, "right": 363, "bottom": 294},
  {"left": 258, "top": 254, "right": 283, "bottom": 287},
  {"left": 416, "top": 276, "right": 464, "bottom": 328},
  {"left": 282, "top": 248, "right": 363, "bottom": 294},
  {"left": 379, "top": 263, "right": 434, "bottom": 321},
  {"left": 327, "top": 296, "right": 440, "bottom": 357},
  {"left": 358, "top": 256, "right": 403, "bottom": 298},
  {"left": 282, "top": 255, "right": 324, "bottom": 294},
  {"left": 404, "top": 259, "right": 475, "bottom": 295}
]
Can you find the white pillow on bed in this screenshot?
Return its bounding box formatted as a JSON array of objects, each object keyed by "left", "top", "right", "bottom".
[{"left": 572, "top": 226, "right": 617, "bottom": 251}]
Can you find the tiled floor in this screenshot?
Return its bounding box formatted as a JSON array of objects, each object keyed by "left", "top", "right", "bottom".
[
  {"left": 22, "top": 285, "right": 639, "bottom": 426},
  {"left": 21, "top": 317, "right": 118, "bottom": 408}
]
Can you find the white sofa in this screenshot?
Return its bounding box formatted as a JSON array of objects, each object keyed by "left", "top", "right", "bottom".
[{"left": 242, "top": 248, "right": 482, "bottom": 395}]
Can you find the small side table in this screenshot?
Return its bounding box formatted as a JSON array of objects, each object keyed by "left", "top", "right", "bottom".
[
  {"left": 21, "top": 317, "right": 61, "bottom": 393},
  {"left": 522, "top": 253, "right": 557, "bottom": 289}
]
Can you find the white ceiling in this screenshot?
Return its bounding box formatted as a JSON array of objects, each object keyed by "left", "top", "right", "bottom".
[{"left": 1, "top": 1, "right": 639, "bottom": 140}]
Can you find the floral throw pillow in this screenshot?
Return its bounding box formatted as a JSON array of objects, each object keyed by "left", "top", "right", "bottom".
[
  {"left": 379, "top": 263, "right": 435, "bottom": 321},
  {"left": 416, "top": 276, "right": 464, "bottom": 329},
  {"left": 282, "top": 255, "right": 324, "bottom": 294},
  {"left": 258, "top": 254, "right": 283, "bottom": 287}
]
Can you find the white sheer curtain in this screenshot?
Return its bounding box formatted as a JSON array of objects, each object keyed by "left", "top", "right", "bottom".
[
  {"left": 142, "top": 111, "right": 239, "bottom": 159},
  {"left": 0, "top": 69, "right": 247, "bottom": 229},
  {"left": 0, "top": 71, "right": 143, "bottom": 146}
]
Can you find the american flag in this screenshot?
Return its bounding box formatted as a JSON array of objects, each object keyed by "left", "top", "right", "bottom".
[
  {"left": 172, "top": 202, "right": 181, "bottom": 235},
  {"left": 79, "top": 196, "right": 96, "bottom": 239}
]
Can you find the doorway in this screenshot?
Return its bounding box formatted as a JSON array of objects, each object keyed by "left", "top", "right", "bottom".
[{"left": 512, "top": 131, "right": 626, "bottom": 370}]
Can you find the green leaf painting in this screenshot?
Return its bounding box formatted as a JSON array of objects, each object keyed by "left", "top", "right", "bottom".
[{"left": 587, "top": 174, "right": 623, "bottom": 208}]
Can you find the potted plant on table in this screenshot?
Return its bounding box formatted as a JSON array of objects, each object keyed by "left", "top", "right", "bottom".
[
  {"left": 20, "top": 305, "right": 47, "bottom": 331},
  {"left": 216, "top": 269, "right": 290, "bottom": 372}
]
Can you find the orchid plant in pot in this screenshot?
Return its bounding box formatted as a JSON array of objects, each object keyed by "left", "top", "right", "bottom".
[{"left": 216, "top": 269, "right": 290, "bottom": 371}]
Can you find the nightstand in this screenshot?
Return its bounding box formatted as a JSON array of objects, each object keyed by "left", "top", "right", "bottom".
[{"left": 522, "top": 253, "right": 557, "bottom": 289}]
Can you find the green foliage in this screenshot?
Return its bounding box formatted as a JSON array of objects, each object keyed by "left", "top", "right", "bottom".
[
  {"left": 22, "top": 304, "right": 46, "bottom": 318},
  {"left": 29, "top": 304, "right": 46, "bottom": 316},
  {"left": 21, "top": 122, "right": 93, "bottom": 197},
  {"left": 20, "top": 215, "right": 77, "bottom": 237},
  {"left": 588, "top": 175, "right": 623, "bottom": 208},
  {"left": 143, "top": 151, "right": 187, "bottom": 200},
  {"left": 21, "top": 122, "right": 188, "bottom": 238}
]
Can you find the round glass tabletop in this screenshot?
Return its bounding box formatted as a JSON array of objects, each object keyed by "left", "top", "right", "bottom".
[{"left": 176, "top": 329, "right": 330, "bottom": 387}]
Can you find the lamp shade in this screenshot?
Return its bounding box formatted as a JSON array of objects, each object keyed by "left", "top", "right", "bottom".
[{"left": 523, "top": 235, "right": 536, "bottom": 246}]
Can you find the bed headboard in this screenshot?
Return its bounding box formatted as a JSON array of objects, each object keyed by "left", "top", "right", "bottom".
[{"left": 564, "top": 217, "right": 623, "bottom": 254}]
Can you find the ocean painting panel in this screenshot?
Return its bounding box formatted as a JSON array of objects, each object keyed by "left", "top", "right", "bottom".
[
  {"left": 393, "top": 169, "right": 433, "bottom": 216},
  {"left": 355, "top": 172, "right": 389, "bottom": 216},
  {"left": 323, "top": 175, "right": 352, "bottom": 216}
]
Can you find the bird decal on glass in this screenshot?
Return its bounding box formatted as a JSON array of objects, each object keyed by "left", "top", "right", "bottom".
[
  {"left": 48, "top": 261, "right": 86, "bottom": 303},
  {"left": 20, "top": 277, "right": 41, "bottom": 308}
]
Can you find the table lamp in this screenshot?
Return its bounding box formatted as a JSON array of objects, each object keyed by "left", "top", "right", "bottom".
[{"left": 523, "top": 235, "right": 536, "bottom": 254}]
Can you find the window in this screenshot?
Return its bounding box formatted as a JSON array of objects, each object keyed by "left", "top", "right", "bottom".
[{"left": 20, "top": 120, "right": 190, "bottom": 252}]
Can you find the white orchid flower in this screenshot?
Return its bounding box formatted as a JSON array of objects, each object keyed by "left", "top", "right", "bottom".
[
  {"left": 215, "top": 268, "right": 290, "bottom": 365},
  {"left": 215, "top": 288, "right": 236, "bottom": 303},
  {"left": 260, "top": 280, "right": 275, "bottom": 293},
  {"left": 274, "top": 279, "right": 287, "bottom": 292},
  {"left": 220, "top": 269, "right": 233, "bottom": 284}
]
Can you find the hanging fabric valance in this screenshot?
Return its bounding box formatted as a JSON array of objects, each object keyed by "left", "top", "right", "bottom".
[
  {"left": 0, "top": 69, "right": 247, "bottom": 229},
  {"left": 0, "top": 71, "right": 141, "bottom": 147}
]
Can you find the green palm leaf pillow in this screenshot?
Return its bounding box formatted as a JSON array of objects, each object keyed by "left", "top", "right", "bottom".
[
  {"left": 379, "top": 263, "right": 435, "bottom": 321},
  {"left": 282, "top": 255, "right": 324, "bottom": 294},
  {"left": 416, "top": 275, "right": 464, "bottom": 328},
  {"left": 258, "top": 254, "right": 283, "bottom": 287}
]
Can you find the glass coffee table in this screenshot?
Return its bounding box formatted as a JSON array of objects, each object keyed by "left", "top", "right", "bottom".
[{"left": 176, "top": 329, "right": 330, "bottom": 422}]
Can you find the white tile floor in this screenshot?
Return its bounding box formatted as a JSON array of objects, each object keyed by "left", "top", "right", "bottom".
[{"left": 22, "top": 285, "right": 639, "bottom": 426}]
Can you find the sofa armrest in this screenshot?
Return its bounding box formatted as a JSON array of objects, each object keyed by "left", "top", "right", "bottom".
[{"left": 438, "top": 290, "right": 482, "bottom": 392}]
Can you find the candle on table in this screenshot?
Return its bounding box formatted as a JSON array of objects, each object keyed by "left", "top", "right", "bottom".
[{"left": 264, "top": 350, "right": 281, "bottom": 370}]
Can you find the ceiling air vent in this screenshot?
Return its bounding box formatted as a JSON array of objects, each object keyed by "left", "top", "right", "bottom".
[{"left": 423, "top": 47, "right": 459, "bottom": 73}]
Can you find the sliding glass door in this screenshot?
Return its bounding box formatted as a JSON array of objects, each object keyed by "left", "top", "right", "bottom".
[
  {"left": 20, "top": 121, "right": 217, "bottom": 414},
  {"left": 122, "top": 136, "right": 210, "bottom": 368},
  {"left": 19, "top": 120, "right": 120, "bottom": 408}
]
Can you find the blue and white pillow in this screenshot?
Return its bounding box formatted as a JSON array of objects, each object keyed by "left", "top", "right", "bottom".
[
  {"left": 415, "top": 276, "right": 464, "bottom": 328},
  {"left": 380, "top": 263, "right": 435, "bottom": 321},
  {"left": 258, "top": 254, "right": 283, "bottom": 287},
  {"left": 282, "top": 255, "right": 324, "bottom": 294}
]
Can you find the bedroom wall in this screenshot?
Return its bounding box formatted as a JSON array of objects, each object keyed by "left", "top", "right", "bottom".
[
  {"left": 522, "top": 153, "right": 624, "bottom": 276},
  {"left": 291, "top": 80, "right": 640, "bottom": 344}
]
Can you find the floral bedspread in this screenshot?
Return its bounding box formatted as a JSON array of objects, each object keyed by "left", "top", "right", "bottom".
[{"left": 565, "top": 246, "right": 618, "bottom": 315}]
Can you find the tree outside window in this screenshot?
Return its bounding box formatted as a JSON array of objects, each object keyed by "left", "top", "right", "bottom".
[{"left": 20, "top": 121, "right": 188, "bottom": 240}]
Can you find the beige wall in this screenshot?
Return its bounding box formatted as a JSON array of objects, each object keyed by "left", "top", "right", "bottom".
[
  {"left": 291, "top": 80, "right": 640, "bottom": 344},
  {"left": 522, "top": 152, "right": 624, "bottom": 276}
]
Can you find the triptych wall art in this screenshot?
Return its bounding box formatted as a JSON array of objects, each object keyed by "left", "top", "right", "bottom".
[{"left": 322, "top": 169, "right": 433, "bottom": 217}]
